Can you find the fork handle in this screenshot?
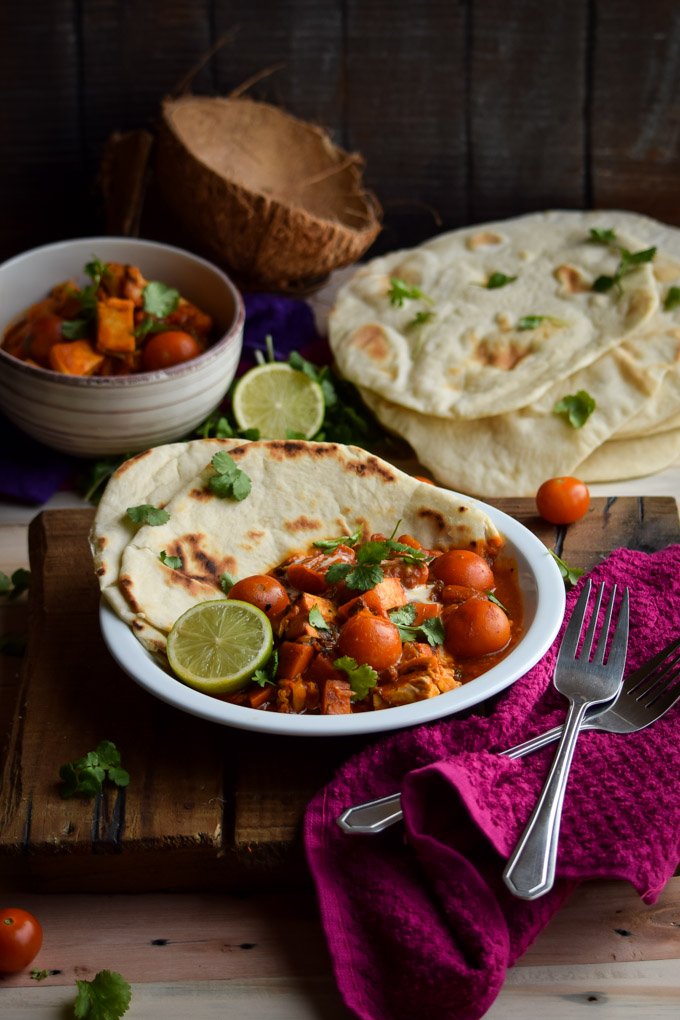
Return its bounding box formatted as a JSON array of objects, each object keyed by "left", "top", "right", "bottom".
[{"left": 502, "top": 699, "right": 588, "bottom": 899}]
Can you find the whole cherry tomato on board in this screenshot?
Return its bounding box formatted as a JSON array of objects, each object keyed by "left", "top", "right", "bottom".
[
  {"left": 0, "top": 907, "right": 43, "bottom": 973},
  {"left": 430, "top": 549, "right": 494, "bottom": 590},
  {"left": 444, "top": 598, "right": 511, "bottom": 658},
  {"left": 337, "top": 612, "right": 402, "bottom": 671},
  {"left": 141, "top": 331, "right": 203, "bottom": 371},
  {"left": 228, "top": 575, "right": 290, "bottom": 619},
  {"left": 536, "top": 476, "right": 590, "bottom": 525}
]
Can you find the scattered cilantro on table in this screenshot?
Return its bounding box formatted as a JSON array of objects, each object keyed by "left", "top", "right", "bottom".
[
  {"left": 59, "top": 740, "right": 129, "bottom": 799},
  {"left": 0, "top": 567, "right": 30, "bottom": 599},
  {"left": 550, "top": 551, "right": 585, "bottom": 587},
  {"left": 30, "top": 968, "right": 51, "bottom": 981},
  {"left": 74, "top": 969, "right": 132, "bottom": 1020}
]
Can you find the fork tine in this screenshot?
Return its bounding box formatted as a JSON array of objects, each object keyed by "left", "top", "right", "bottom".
[
  {"left": 645, "top": 663, "right": 680, "bottom": 714},
  {"left": 622, "top": 635, "right": 680, "bottom": 695},
  {"left": 592, "top": 584, "right": 617, "bottom": 665},
  {"left": 579, "top": 582, "right": 605, "bottom": 660},
  {"left": 636, "top": 643, "right": 680, "bottom": 701},
  {"left": 603, "top": 587, "right": 629, "bottom": 674},
  {"left": 556, "top": 578, "right": 592, "bottom": 662}
]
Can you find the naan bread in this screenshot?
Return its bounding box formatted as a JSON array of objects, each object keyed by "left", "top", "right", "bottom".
[
  {"left": 578, "top": 428, "right": 680, "bottom": 483},
  {"left": 116, "top": 440, "right": 503, "bottom": 647},
  {"left": 329, "top": 210, "right": 664, "bottom": 420}
]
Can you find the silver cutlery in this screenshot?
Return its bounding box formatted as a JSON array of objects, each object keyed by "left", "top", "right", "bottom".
[
  {"left": 502, "top": 580, "right": 629, "bottom": 899},
  {"left": 337, "top": 617, "right": 680, "bottom": 839}
]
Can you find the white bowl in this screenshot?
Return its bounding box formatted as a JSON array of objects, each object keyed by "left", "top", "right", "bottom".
[
  {"left": 0, "top": 237, "right": 244, "bottom": 456},
  {"left": 99, "top": 500, "right": 566, "bottom": 737}
]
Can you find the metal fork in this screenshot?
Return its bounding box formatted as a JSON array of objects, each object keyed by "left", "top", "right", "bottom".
[
  {"left": 336, "top": 632, "right": 680, "bottom": 835},
  {"left": 502, "top": 580, "right": 629, "bottom": 899}
]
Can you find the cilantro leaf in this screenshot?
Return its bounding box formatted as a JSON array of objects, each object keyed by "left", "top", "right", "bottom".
[
  {"left": 313, "top": 528, "right": 363, "bottom": 552},
  {"left": 61, "top": 318, "right": 91, "bottom": 339},
  {"left": 59, "top": 741, "right": 129, "bottom": 799},
  {"left": 388, "top": 603, "right": 417, "bottom": 628},
  {"left": 517, "top": 314, "right": 566, "bottom": 331},
  {"left": 309, "top": 605, "right": 331, "bottom": 630},
  {"left": 220, "top": 572, "right": 236, "bottom": 594},
  {"left": 30, "top": 968, "right": 51, "bottom": 981},
  {"left": 550, "top": 550, "right": 585, "bottom": 587},
  {"left": 589, "top": 227, "right": 617, "bottom": 245},
  {"left": 592, "top": 243, "right": 656, "bottom": 294},
  {"left": 325, "top": 562, "right": 352, "bottom": 585},
  {"left": 333, "top": 656, "right": 379, "bottom": 700},
  {"left": 388, "top": 604, "right": 444, "bottom": 645},
  {"left": 208, "top": 452, "right": 252, "bottom": 501},
  {"left": 664, "top": 286, "right": 680, "bottom": 312},
  {"left": 553, "top": 390, "right": 596, "bottom": 428},
  {"left": 345, "top": 563, "right": 384, "bottom": 591},
  {"left": 84, "top": 258, "right": 110, "bottom": 287},
  {"left": 419, "top": 616, "right": 445, "bottom": 646},
  {"left": 486, "top": 590, "right": 508, "bottom": 612},
  {"left": 486, "top": 272, "right": 517, "bottom": 289},
  {"left": 252, "top": 649, "right": 278, "bottom": 688},
  {"left": 126, "top": 504, "right": 170, "bottom": 526},
  {"left": 592, "top": 274, "right": 616, "bottom": 293},
  {"left": 159, "top": 550, "right": 182, "bottom": 569},
  {"left": 143, "top": 280, "right": 180, "bottom": 318},
  {"left": 407, "top": 310, "right": 436, "bottom": 329},
  {"left": 387, "top": 277, "right": 433, "bottom": 307},
  {"left": 74, "top": 969, "right": 132, "bottom": 1020}
]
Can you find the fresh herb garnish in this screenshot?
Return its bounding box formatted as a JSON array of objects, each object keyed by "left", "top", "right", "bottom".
[
  {"left": 61, "top": 318, "right": 90, "bottom": 340},
  {"left": 486, "top": 272, "right": 517, "bottom": 289},
  {"left": 78, "top": 454, "right": 129, "bottom": 505},
  {"left": 589, "top": 227, "right": 618, "bottom": 246},
  {"left": 159, "top": 550, "right": 182, "bottom": 569},
  {"left": 407, "top": 310, "right": 436, "bottom": 329},
  {"left": 30, "top": 968, "right": 51, "bottom": 981},
  {"left": 143, "top": 280, "right": 180, "bottom": 319},
  {"left": 208, "top": 451, "right": 252, "bottom": 501},
  {"left": 252, "top": 649, "right": 279, "bottom": 688},
  {"left": 220, "top": 572, "right": 236, "bottom": 594},
  {"left": 486, "top": 590, "right": 508, "bottom": 612},
  {"left": 74, "top": 969, "right": 132, "bottom": 1020},
  {"left": 0, "top": 567, "right": 30, "bottom": 600},
  {"left": 309, "top": 605, "right": 331, "bottom": 630},
  {"left": 388, "top": 277, "right": 433, "bottom": 308},
  {"left": 313, "top": 528, "right": 363, "bottom": 552},
  {"left": 333, "top": 656, "right": 379, "bottom": 701},
  {"left": 664, "top": 286, "right": 680, "bottom": 312},
  {"left": 550, "top": 551, "right": 585, "bottom": 587},
  {"left": 553, "top": 390, "right": 596, "bottom": 428},
  {"left": 387, "top": 604, "right": 445, "bottom": 646},
  {"left": 517, "top": 314, "right": 566, "bottom": 331},
  {"left": 326, "top": 537, "right": 430, "bottom": 593},
  {"left": 592, "top": 243, "right": 656, "bottom": 294},
  {"left": 126, "top": 504, "right": 170, "bottom": 526},
  {"left": 59, "top": 740, "right": 130, "bottom": 799}
]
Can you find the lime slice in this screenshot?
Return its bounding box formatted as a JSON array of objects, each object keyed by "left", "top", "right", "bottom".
[
  {"left": 232, "top": 363, "right": 325, "bottom": 439},
  {"left": 167, "top": 599, "right": 273, "bottom": 695}
]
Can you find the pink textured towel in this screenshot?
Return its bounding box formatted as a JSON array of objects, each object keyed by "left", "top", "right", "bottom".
[{"left": 304, "top": 545, "right": 680, "bottom": 1020}]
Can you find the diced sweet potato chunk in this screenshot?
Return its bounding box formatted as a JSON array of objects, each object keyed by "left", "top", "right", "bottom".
[
  {"left": 49, "top": 340, "right": 104, "bottom": 376},
  {"left": 277, "top": 641, "right": 315, "bottom": 679},
  {"left": 96, "top": 297, "right": 136, "bottom": 354}
]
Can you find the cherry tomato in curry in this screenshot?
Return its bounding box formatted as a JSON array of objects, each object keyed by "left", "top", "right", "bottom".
[
  {"left": 141, "top": 330, "right": 203, "bottom": 371},
  {"left": 228, "top": 575, "right": 290, "bottom": 619},
  {"left": 444, "top": 598, "right": 511, "bottom": 658},
  {"left": 536, "top": 476, "right": 590, "bottom": 525},
  {"left": 337, "top": 612, "right": 402, "bottom": 671},
  {"left": 0, "top": 907, "right": 43, "bottom": 974},
  {"left": 431, "top": 549, "right": 494, "bottom": 590}
]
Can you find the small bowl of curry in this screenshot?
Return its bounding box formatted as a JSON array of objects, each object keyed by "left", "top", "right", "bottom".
[{"left": 0, "top": 237, "right": 244, "bottom": 456}]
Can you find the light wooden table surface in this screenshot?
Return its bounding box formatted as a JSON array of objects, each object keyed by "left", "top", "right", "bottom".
[{"left": 1, "top": 472, "right": 679, "bottom": 1019}]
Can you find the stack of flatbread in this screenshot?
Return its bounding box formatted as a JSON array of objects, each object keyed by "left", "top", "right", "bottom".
[{"left": 328, "top": 210, "right": 680, "bottom": 497}]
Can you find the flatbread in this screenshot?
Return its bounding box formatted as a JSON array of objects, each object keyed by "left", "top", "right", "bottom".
[
  {"left": 117, "top": 440, "right": 503, "bottom": 646},
  {"left": 329, "top": 210, "right": 665, "bottom": 420},
  {"left": 578, "top": 428, "right": 680, "bottom": 483}
]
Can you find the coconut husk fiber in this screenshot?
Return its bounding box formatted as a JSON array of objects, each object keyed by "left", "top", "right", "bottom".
[{"left": 155, "top": 95, "right": 382, "bottom": 290}]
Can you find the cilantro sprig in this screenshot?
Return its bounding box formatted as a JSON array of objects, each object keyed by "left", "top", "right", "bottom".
[
  {"left": 74, "top": 969, "right": 132, "bottom": 1020},
  {"left": 59, "top": 740, "right": 130, "bottom": 799},
  {"left": 664, "top": 286, "right": 680, "bottom": 312},
  {"left": 486, "top": 272, "right": 517, "bottom": 289},
  {"left": 159, "top": 550, "right": 182, "bottom": 569},
  {"left": 388, "top": 603, "right": 445, "bottom": 646},
  {"left": 326, "top": 536, "right": 431, "bottom": 593},
  {"left": 0, "top": 567, "right": 30, "bottom": 600},
  {"left": 388, "top": 277, "right": 433, "bottom": 308},
  {"left": 407, "top": 309, "right": 436, "bottom": 329},
  {"left": 589, "top": 228, "right": 656, "bottom": 293},
  {"left": 220, "top": 572, "right": 236, "bottom": 594},
  {"left": 252, "top": 649, "right": 279, "bottom": 688},
  {"left": 126, "top": 504, "right": 170, "bottom": 526},
  {"left": 309, "top": 605, "right": 331, "bottom": 630},
  {"left": 333, "top": 656, "right": 378, "bottom": 700},
  {"left": 553, "top": 390, "right": 596, "bottom": 428},
  {"left": 313, "top": 528, "right": 363, "bottom": 553},
  {"left": 550, "top": 551, "right": 585, "bottom": 587},
  {"left": 208, "top": 451, "right": 252, "bottom": 501},
  {"left": 517, "top": 314, "right": 567, "bottom": 331}
]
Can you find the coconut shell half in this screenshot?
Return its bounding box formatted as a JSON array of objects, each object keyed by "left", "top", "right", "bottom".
[{"left": 155, "top": 95, "right": 382, "bottom": 290}]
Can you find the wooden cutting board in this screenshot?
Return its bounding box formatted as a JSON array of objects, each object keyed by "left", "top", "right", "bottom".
[{"left": 1, "top": 499, "right": 678, "bottom": 893}]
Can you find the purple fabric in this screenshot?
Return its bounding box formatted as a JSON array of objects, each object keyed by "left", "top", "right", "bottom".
[
  {"left": 304, "top": 545, "right": 680, "bottom": 1020},
  {"left": 0, "top": 292, "right": 322, "bottom": 505}
]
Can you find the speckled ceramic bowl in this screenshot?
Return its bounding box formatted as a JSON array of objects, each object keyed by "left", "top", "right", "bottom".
[{"left": 0, "top": 237, "right": 244, "bottom": 456}]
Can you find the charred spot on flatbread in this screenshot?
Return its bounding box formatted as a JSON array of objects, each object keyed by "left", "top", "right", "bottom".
[
  {"left": 119, "top": 575, "right": 142, "bottom": 613},
  {"left": 166, "top": 533, "right": 236, "bottom": 583},
  {"left": 114, "top": 448, "right": 155, "bottom": 476},
  {"left": 284, "top": 515, "right": 323, "bottom": 534},
  {"left": 349, "top": 324, "right": 390, "bottom": 362},
  {"left": 188, "top": 486, "right": 214, "bottom": 502},
  {"left": 416, "top": 507, "right": 448, "bottom": 532},
  {"left": 346, "top": 456, "right": 397, "bottom": 482}
]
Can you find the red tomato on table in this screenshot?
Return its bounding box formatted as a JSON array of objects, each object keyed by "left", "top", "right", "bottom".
[
  {"left": 0, "top": 907, "right": 43, "bottom": 973},
  {"left": 536, "top": 476, "right": 590, "bottom": 525}
]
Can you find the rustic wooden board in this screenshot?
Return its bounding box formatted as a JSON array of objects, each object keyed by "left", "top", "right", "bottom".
[{"left": 0, "top": 498, "right": 677, "bottom": 893}]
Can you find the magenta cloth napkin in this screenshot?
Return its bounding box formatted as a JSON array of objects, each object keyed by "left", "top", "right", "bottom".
[{"left": 304, "top": 545, "right": 680, "bottom": 1020}]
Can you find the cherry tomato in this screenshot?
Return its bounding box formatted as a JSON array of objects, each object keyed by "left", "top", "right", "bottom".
[
  {"left": 337, "top": 612, "right": 402, "bottom": 671},
  {"left": 431, "top": 550, "right": 494, "bottom": 590},
  {"left": 0, "top": 907, "right": 43, "bottom": 974},
  {"left": 536, "top": 476, "right": 590, "bottom": 525},
  {"left": 141, "top": 331, "right": 203, "bottom": 371},
  {"left": 444, "top": 598, "right": 511, "bottom": 658},
  {"left": 228, "top": 575, "right": 290, "bottom": 619},
  {"left": 24, "top": 313, "right": 64, "bottom": 367}
]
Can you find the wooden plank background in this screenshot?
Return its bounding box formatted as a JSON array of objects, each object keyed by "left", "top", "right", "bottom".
[{"left": 1, "top": 0, "right": 678, "bottom": 263}]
